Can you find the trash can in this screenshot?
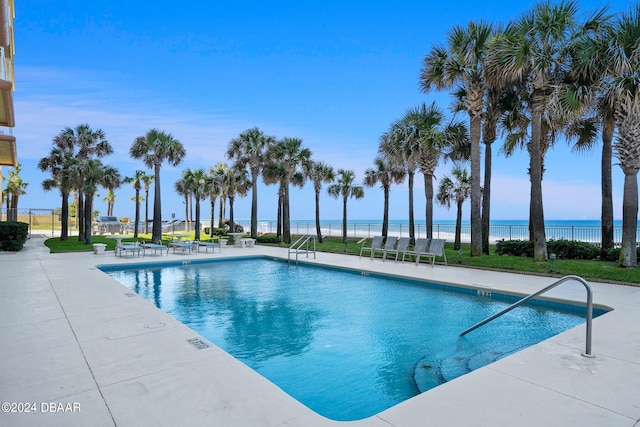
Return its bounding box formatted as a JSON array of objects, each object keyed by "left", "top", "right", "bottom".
[{"left": 93, "top": 243, "right": 107, "bottom": 255}]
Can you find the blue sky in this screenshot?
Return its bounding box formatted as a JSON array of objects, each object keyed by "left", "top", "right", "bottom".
[{"left": 8, "top": 0, "right": 632, "bottom": 222}]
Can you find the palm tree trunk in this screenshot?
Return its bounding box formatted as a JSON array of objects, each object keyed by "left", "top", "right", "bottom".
[
  {"left": 482, "top": 141, "right": 493, "bottom": 254},
  {"left": 152, "top": 163, "right": 162, "bottom": 243},
  {"left": 78, "top": 189, "right": 85, "bottom": 242},
  {"left": 229, "top": 196, "right": 235, "bottom": 233},
  {"left": 210, "top": 196, "right": 216, "bottom": 235},
  {"left": 134, "top": 189, "right": 140, "bottom": 239},
  {"left": 408, "top": 171, "right": 415, "bottom": 242},
  {"left": 84, "top": 193, "right": 93, "bottom": 244},
  {"left": 424, "top": 173, "right": 434, "bottom": 239},
  {"left": 470, "top": 113, "right": 482, "bottom": 257},
  {"left": 342, "top": 195, "right": 348, "bottom": 244},
  {"left": 620, "top": 169, "right": 638, "bottom": 267},
  {"left": 195, "top": 196, "right": 201, "bottom": 241},
  {"left": 276, "top": 191, "right": 283, "bottom": 239},
  {"left": 601, "top": 117, "right": 615, "bottom": 257},
  {"left": 529, "top": 106, "right": 547, "bottom": 262},
  {"left": 283, "top": 181, "right": 291, "bottom": 244},
  {"left": 61, "top": 188, "right": 70, "bottom": 241},
  {"left": 251, "top": 172, "right": 258, "bottom": 239},
  {"left": 455, "top": 199, "right": 463, "bottom": 250},
  {"left": 315, "top": 190, "right": 323, "bottom": 243},
  {"left": 382, "top": 186, "right": 390, "bottom": 238},
  {"left": 144, "top": 188, "right": 150, "bottom": 234}
]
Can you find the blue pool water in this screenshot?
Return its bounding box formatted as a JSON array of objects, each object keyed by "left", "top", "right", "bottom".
[{"left": 101, "top": 258, "right": 601, "bottom": 421}]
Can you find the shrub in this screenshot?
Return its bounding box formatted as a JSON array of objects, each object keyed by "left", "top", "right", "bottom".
[
  {"left": 0, "top": 221, "right": 29, "bottom": 251},
  {"left": 257, "top": 235, "right": 282, "bottom": 244},
  {"left": 495, "top": 239, "right": 533, "bottom": 257},
  {"left": 547, "top": 239, "right": 600, "bottom": 260},
  {"left": 604, "top": 246, "right": 640, "bottom": 263}
]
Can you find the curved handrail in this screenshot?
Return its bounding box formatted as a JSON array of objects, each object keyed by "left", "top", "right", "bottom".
[{"left": 460, "top": 275, "right": 594, "bottom": 357}]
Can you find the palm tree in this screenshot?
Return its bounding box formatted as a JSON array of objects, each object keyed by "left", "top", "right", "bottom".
[
  {"left": 421, "top": 21, "right": 493, "bottom": 257},
  {"left": 174, "top": 173, "right": 190, "bottom": 231},
  {"left": 226, "top": 127, "right": 275, "bottom": 239},
  {"left": 184, "top": 168, "right": 209, "bottom": 241},
  {"left": 379, "top": 118, "right": 419, "bottom": 242},
  {"left": 327, "top": 169, "right": 365, "bottom": 245},
  {"left": 38, "top": 146, "right": 75, "bottom": 240},
  {"left": 436, "top": 167, "right": 472, "bottom": 250},
  {"left": 303, "top": 160, "right": 335, "bottom": 243},
  {"left": 605, "top": 5, "right": 640, "bottom": 267},
  {"left": 103, "top": 189, "right": 116, "bottom": 216},
  {"left": 79, "top": 159, "right": 121, "bottom": 244},
  {"left": 211, "top": 163, "right": 229, "bottom": 227},
  {"left": 52, "top": 124, "right": 113, "bottom": 241},
  {"left": 487, "top": 1, "right": 582, "bottom": 262},
  {"left": 5, "top": 164, "right": 27, "bottom": 222},
  {"left": 363, "top": 156, "right": 404, "bottom": 239},
  {"left": 222, "top": 167, "right": 250, "bottom": 235},
  {"left": 130, "top": 129, "right": 186, "bottom": 243},
  {"left": 265, "top": 137, "right": 312, "bottom": 244},
  {"left": 123, "top": 170, "right": 147, "bottom": 238},
  {"left": 206, "top": 167, "right": 222, "bottom": 235},
  {"left": 141, "top": 173, "right": 154, "bottom": 234}
]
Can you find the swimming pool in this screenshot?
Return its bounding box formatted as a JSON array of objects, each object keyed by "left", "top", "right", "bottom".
[{"left": 101, "top": 257, "right": 603, "bottom": 421}]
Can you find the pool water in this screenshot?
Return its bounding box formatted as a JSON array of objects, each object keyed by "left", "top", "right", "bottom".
[{"left": 102, "top": 258, "right": 598, "bottom": 421}]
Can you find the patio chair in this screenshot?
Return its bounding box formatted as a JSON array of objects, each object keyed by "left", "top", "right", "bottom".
[
  {"left": 196, "top": 239, "right": 221, "bottom": 254},
  {"left": 424, "top": 238, "right": 447, "bottom": 266},
  {"left": 117, "top": 241, "right": 142, "bottom": 257},
  {"left": 384, "top": 237, "right": 411, "bottom": 262},
  {"left": 359, "top": 236, "right": 384, "bottom": 259},
  {"left": 402, "top": 238, "right": 431, "bottom": 265},
  {"left": 141, "top": 240, "right": 169, "bottom": 256},
  {"left": 170, "top": 240, "right": 197, "bottom": 255},
  {"left": 381, "top": 236, "right": 399, "bottom": 261}
]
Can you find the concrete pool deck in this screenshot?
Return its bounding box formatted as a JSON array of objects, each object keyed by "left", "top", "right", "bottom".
[{"left": 1, "top": 236, "right": 639, "bottom": 426}]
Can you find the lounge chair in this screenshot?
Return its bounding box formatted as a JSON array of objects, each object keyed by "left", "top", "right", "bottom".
[
  {"left": 384, "top": 237, "right": 411, "bottom": 262},
  {"left": 424, "top": 238, "right": 447, "bottom": 266},
  {"left": 170, "top": 240, "right": 197, "bottom": 255},
  {"left": 359, "top": 236, "right": 384, "bottom": 259},
  {"left": 196, "top": 239, "right": 221, "bottom": 254},
  {"left": 142, "top": 240, "right": 169, "bottom": 256},
  {"left": 402, "top": 238, "right": 431, "bottom": 265},
  {"left": 117, "top": 241, "right": 142, "bottom": 257},
  {"left": 381, "top": 236, "right": 399, "bottom": 261}
]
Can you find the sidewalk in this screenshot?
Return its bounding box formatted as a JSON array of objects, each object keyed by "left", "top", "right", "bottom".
[{"left": 1, "top": 236, "right": 639, "bottom": 426}]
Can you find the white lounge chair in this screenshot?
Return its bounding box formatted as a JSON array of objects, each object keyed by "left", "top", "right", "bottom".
[
  {"left": 385, "top": 237, "right": 411, "bottom": 262},
  {"left": 117, "top": 241, "right": 142, "bottom": 257},
  {"left": 359, "top": 236, "right": 384, "bottom": 259},
  {"left": 141, "top": 241, "right": 169, "bottom": 256},
  {"left": 402, "top": 238, "right": 431, "bottom": 265},
  {"left": 170, "top": 240, "right": 197, "bottom": 255},
  {"left": 196, "top": 239, "right": 221, "bottom": 253},
  {"left": 381, "top": 236, "right": 399, "bottom": 261},
  {"left": 424, "top": 238, "right": 447, "bottom": 266}
]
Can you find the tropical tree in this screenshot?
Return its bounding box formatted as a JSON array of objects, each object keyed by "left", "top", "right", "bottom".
[
  {"left": 103, "top": 189, "right": 116, "bottom": 216},
  {"left": 420, "top": 20, "right": 494, "bottom": 257},
  {"left": 606, "top": 5, "right": 640, "bottom": 267},
  {"left": 327, "top": 169, "right": 365, "bottom": 244},
  {"left": 226, "top": 127, "right": 275, "bottom": 239},
  {"left": 222, "top": 166, "right": 250, "bottom": 235},
  {"left": 436, "top": 167, "right": 472, "bottom": 250},
  {"left": 174, "top": 173, "right": 190, "bottom": 231},
  {"left": 363, "top": 156, "right": 404, "bottom": 239},
  {"left": 123, "top": 170, "right": 147, "bottom": 238},
  {"left": 212, "top": 163, "right": 229, "bottom": 227},
  {"left": 78, "top": 159, "right": 121, "bottom": 244},
  {"left": 486, "top": 1, "right": 584, "bottom": 262},
  {"left": 264, "top": 137, "right": 312, "bottom": 243},
  {"left": 130, "top": 129, "right": 185, "bottom": 243},
  {"left": 51, "top": 124, "right": 113, "bottom": 241},
  {"left": 206, "top": 167, "right": 222, "bottom": 235},
  {"left": 184, "top": 168, "right": 209, "bottom": 241},
  {"left": 303, "top": 160, "right": 335, "bottom": 243},
  {"left": 38, "top": 146, "right": 75, "bottom": 240},
  {"left": 141, "top": 173, "right": 154, "bottom": 234},
  {"left": 4, "top": 163, "right": 27, "bottom": 222}
]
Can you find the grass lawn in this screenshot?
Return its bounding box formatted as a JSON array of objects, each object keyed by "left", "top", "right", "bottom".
[{"left": 43, "top": 233, "right": 640, "bottom": 286}]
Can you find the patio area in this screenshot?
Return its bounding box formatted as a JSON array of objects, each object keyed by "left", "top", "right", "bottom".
[{"left": 1, "top": 236, "right": 639, "bottom": 426}]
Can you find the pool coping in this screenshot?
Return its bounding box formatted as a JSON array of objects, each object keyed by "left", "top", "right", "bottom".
[{"left": 1, "top": 238, "right": 639, "bottom": 426}]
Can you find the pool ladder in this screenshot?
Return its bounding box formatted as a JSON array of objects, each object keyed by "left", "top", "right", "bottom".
[
  {"left": 460, "top": 275, "right": 594, "bottom": 357},
  {"left": 288, "top": 235, "right": 316, "bottom": 265}
]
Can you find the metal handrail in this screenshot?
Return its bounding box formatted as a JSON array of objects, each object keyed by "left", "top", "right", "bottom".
[
  {"left": 288, "top": 235, "right": 316, "bottom": 265},
  {"left": 460, "top": 275, "right": 594, "bottom": 357}
]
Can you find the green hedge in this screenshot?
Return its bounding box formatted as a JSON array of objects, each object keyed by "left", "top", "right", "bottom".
[
  {"left": 495, "top": 238, "right": 601, "bottom": 260},
  {"left": 256, "top": 235, "right": 282, "bottom": 244},
  {"left": 0, "top": 221, "right": 29, "bottom": 251}
]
